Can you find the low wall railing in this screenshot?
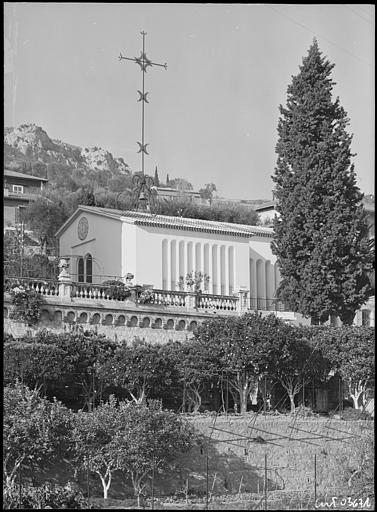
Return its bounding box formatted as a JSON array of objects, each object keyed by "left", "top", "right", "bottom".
[
  {"left": 4, "top": 276, "right": 59, "bottom": 296},
  {"left": 5, "top": 275, "right": 293, "bottom": 315},
  {"left": 249, "top": 297, "right": 288, "bottom": 312},
  {"left": 71, "top": 282, "right": 130, "bottom": 301},
  {"left": 197, "top": 293, "right": 238, "bottom": 311},
  {"left": 144, "top": 289, "right": 187, "bottom": 307}
]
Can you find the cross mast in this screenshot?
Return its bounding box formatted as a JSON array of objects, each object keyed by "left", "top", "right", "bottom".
[{"left": 119, "top": 31, "right": 167, "bottom": 177}]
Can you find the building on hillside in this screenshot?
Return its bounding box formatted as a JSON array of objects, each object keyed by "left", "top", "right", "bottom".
[
  {"left": 4, "top": 169, "right": 48, "bottom": 227},
  {"left": 363, "top": 194, "right": 375, "bottom": 240},
  {"left": 254, "top": 201, "right": 278, "bottom": 227},
  {"left": 56, "top": 206, "right": 284, "bottom": 313},
  {"left": 211, "top": 197, "right": 268, "bottom": 212},
  {"left": 55, "top": 203, "right": 375, "bottom": 327},
  {"left": 154, "top": 186, "right": 207, "bottom": 205}
]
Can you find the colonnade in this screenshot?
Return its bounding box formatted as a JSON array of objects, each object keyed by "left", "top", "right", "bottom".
[
  {"left": 249, "top": 258, "right": 281, "bottom": 301},
  {"left": 162, "top": 239, "right": 236, "bottom": 296}
]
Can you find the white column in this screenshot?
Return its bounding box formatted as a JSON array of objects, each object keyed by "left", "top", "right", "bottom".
[
  {"left": 217, "top": 245, "right": 222, "bottom": 295},
  {"left": 183, "top": 241, "right": 188, "bottom": 289},
  {"left": 224, "top": 245, "right": 229, "bottom": 295},
  {"left": 175, "top": 241, "right": 180, "bottom": 290},
  {"left": 249, "top": 258, "right": 257, "bottom": 309},
  {"left": 201, "top": 243, "right": 205, "bottom": 275},
  {"left": 193, "top": 241, "right": 197, "bottom": 274},
  {"left": 166, "top": 239, "right": 171, "bottom": 290},
  {"left": 208, "top": 245, "right": 213, "bottom": 293},
  {"left": 162, "top": 239, "right": 167, "bottom": 289},
  {"left": 229, "top": 246, "right": 235, "bottom": 295}
]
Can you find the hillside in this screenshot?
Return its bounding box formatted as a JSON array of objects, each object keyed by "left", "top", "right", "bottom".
[{"left": 4, "top": 123, "right": 130, "bottom": 178}]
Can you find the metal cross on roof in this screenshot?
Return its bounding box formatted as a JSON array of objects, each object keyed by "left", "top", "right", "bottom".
[{"left": 119, "top": 31, "right": 167, "bottom": 177}]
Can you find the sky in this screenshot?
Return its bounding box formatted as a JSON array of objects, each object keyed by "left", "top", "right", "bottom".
[{"left": 4, "top": 3, "right": 375, "bottom": 200}]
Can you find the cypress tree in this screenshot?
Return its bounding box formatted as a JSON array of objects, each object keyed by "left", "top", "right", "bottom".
[
  {"left": 154, "top": 166, "right": 160, "bottom": 187},
  {"left": 272, "top": 39, "right": 374, "bottom": 325}
]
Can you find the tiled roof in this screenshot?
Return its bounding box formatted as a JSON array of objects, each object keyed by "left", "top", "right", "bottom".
[{"left": 76, "top": 206, "right": 274, "bottom": 238}]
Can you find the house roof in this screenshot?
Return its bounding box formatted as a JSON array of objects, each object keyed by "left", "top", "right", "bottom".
[
  {"left": 4, "top": 169, "right": 48, "bottom": 182},
  {"left": 254, "top": 201, "right": 276, "bottom": 212},
  {"left": 55, "top": 205, "right": 274, "bottom": 239}
]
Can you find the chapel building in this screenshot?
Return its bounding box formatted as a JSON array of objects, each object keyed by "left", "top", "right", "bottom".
[{"left": 56, "top": 206, "right": 281, "bottom": 307}]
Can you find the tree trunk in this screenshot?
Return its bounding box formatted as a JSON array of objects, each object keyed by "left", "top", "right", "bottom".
[
  {"left": 240, "top": 385, "right": 248, "bottom": 415},
  {"left": 187, "top": 384, "right": 202, "bottom": 413},
  {"left": 289, "top": 393, "right": 296, "bottom": 413},
  {"left": 97, "top": 471, "right": 111, "bottom": 500}
]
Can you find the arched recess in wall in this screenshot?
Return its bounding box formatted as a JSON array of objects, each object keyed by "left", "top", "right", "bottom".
[
  {"left": 116, "top": 315, "right": 126, "bottom": 326},
  {"left": 142, "top": 317, "right": 151, "bottom": 328},
  {"left": 78, "top": 312, "right": 88, "bottom": 324},
  {"left": 165, "top": 318, "right": 174, "bottom": 330}
]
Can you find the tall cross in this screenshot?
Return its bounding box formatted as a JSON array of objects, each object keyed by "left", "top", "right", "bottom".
[{"left": 119, "top": 31, "right": 167, "bottom": 176}]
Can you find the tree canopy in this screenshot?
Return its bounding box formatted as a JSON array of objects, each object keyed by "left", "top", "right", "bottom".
[{"left": 272, "top": 39, "right": 374, "bottom": 325}]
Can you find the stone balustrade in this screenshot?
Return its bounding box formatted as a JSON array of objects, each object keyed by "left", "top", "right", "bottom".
[
  {"left": 4, "top": 276, "right": 59, "bottom": 297},
  {"left": 3, "top": 269, "right": 308, "bottom": 342}
]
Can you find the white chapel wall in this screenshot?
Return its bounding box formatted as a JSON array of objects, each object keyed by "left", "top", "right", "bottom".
[
  {"left": 127, "top": 225, "right": 250, "bottom": 293},
  {"left": 59, "top": 213, "right": 123, "bottom": 283},
  {"left": 249, "top": 239, "right": 280, "bottom": 301}
]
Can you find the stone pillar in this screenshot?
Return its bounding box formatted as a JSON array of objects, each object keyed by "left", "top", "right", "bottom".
[
  {"left": 166, "top": 239, "right": 171, "bottom": 291},
  {"left": 183, "top": 241, "right": 188, "bottom": 290},
  {"left": 208, "top": 245, "right": 213, "bottom": 293},
  {"left": 237, "top": 287, "right": 249, "bottom": 313},
  {"left": 58, "top": 258, "right": 72, "bottom": 300},
  {"left": 250, "top": 258, "right": 257, "bottom": 306},
  {"left": 217, "top": 245, "right": 222, "bottom": 295},
  {"left": 224, "top": 246, "right": 229, "bottom": 295},
  {"left": 186, "top": 292, "right": 197, "bottom": 310},
  {"left": 176, "top": 242, "right": 180, "bottom": 291}
]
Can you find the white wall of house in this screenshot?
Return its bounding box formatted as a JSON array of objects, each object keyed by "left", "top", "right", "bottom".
[
  {"left": 124, "top": 224, "right": 251, "bottom": 294},
  {"left": 249, "top": 239, "right": 280, "bottom": 300},
  {"left": 59, "top": 212, "right": 123, "bottom": 283},
  {"left": 58, "top": 209, "right": 280, "bottom": 300}
]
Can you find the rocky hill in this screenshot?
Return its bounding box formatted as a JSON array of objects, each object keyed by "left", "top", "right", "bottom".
[{"left": 4, "top": 124, "right": 130, "bottom": 177}]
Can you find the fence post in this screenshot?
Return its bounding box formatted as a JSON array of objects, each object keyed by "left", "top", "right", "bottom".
[
  {"left": 58, "top": 258, "right": 72, "bottom": 299},
  {"left": 206, "top": 449, "right": 209, "bottom": 510},
  {"left": 314, "top": 453, "right": 317, "bottom": 505},
  {"left": 264, "top": 453, "right": 268, "bottom": 510}
]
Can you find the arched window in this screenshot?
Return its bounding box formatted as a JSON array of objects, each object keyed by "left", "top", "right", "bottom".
[
  {"left": 85, "top": 254, "right": 93, "bottom": 283},
  {"left": 78, "top": 258, "right": 84, "bottom": 282}
]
